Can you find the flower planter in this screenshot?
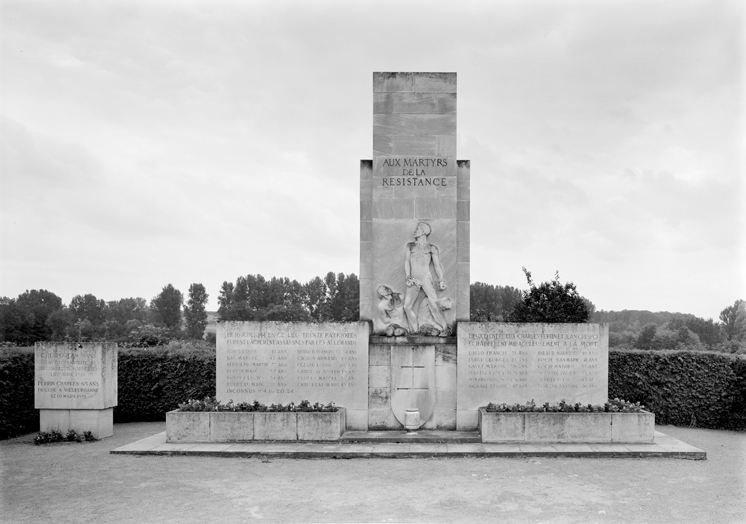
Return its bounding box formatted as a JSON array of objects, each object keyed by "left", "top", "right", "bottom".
[
  {"left": 478, "top": 408, "right": 654, "bottom": 443},
  {"left": 166, "top": 408, "right": 346, "bottom": 443}
]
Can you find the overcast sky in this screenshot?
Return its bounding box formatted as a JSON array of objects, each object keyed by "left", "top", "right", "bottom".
[{"left": 1, "top": 0, "right": 743, "bottom": 320}]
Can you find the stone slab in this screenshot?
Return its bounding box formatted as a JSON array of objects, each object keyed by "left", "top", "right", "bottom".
[
  {"left": 210, "top": 412, "right": 254, "bottom": 442},
  {"left": 253, "top": 412, "right": 297, "bottom": 441},
  {"left": 297, "top": 410, "right": 346, "bottom": 441},
  {"left": 35, "top": 342, "right": 117, "bottom": 410},
  {"left": 612, "top": 412, "right": 655, "bottom": 443},
  {"left": 216, "top": 322, "right": 369, "bottom": 419},
  {"left": 524, "top": 412, "right": 611, "bottom": 443},
  {"left": 457, "top": 323, "right": 609, "bottom": 414},
  {"left": 479, "top": 410, "right": 654, "bottom": 443},
  {"left": 39, "top": 408, "right": 113, "bottom": 439},
  {"left": 166, "top": 411, "right": 210, "bottom": 443},
  {"left": 374, "top": 93, "right": 457, "bottom": 115}
]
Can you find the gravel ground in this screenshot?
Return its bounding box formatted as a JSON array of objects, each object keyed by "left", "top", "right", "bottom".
[{"left": 1, "top": 422, "right": 744, "bottom": 524}]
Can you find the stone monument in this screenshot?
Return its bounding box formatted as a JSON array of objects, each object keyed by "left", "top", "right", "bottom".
[
  {"left": 35, "top": 342, "right": 118, "bottom": 438},
  {"left": 359, "top": 72, "right": 469, "bottom": 430},
  {"left": 209, "top": 72, "right": 610, "bottom": 437}
]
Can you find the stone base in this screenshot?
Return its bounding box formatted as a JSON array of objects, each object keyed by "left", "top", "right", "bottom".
[
  {"left": 479, "top": 409, "right": 655, "bottom": 443},
  {"left": 166, "top": 409, "right": 347, "bottom": 443},
  {"left": 368, "top": 338, "right": 457, "bottom": 430},
  {"left": 40, "top": 408, "right": 114, "bottom": 439}
]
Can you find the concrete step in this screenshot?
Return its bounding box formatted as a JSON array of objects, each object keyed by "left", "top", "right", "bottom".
[{"left": 341, "top": 430, "right": 480, "bottom": 444}]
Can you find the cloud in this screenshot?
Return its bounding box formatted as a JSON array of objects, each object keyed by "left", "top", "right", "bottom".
[{"left": 1, "top": 0, "right": 742, "bottom": 318}]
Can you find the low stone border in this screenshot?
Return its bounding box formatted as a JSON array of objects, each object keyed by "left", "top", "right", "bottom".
[
  {"left": 478, "top": 409, "right": 655, "bottom": 443},
  {"left": 166, "top": 408, "right": 346, "bottom": 442}
]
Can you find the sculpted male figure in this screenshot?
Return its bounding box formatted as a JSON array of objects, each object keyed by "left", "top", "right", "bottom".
[{"left": 403, "top": 222, "right": 449, "bottom": 335}]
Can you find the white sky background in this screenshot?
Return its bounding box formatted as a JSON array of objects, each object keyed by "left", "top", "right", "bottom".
[{"left": 1, "top": 0, "right": 743, "bottom": 320}]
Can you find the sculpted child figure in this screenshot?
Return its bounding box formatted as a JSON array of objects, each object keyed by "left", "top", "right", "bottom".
[
  {"left": 403, "top": 222, "right": 449, "bottom": 336},
  {"left": 375, "top": 285, "right": 407, "bottom": 337}
]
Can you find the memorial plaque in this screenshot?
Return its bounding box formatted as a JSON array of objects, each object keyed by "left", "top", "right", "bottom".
[
  {"left": 457, "top": 323, "right": 608, "bottom": 429},
  {"left": 217, "top": 321, "right": 369, "bottom": 429},
  {"left": 35, "top": 342, "right": 117, "bottom": 410}
]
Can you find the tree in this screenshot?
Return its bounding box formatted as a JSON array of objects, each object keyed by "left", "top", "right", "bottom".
[
  {"left": 151, "top": 284, "right": 183, "bottom": 331},
  {"left": 1, "top": 289, "right": 63, "bottom": 344},
  {"left": 508, "top": 269, "right": 590, "bottom": 323},
  {"left": 636, "top": 324, "right": 658, "bottom": 349},
  {"left": 184, "top": 283, "right": 209, "bottom": 339},
  {"left": 46, "top": 307, "right": 73, "bottom": 341},
  {"left": 69, "top": 294, "right": 107, "bottom": 326},
  {"left": 719, "top": 299, "right": 746, "bottom": 341},
  {"left": 324, "top": 272, "right": 359, "bottom": 322},
  {"left": 470, "top": 282, "right": 522, "bottom": 321},
  {"left": 304, "top": 276, "right": 327, "bottom": 321}
]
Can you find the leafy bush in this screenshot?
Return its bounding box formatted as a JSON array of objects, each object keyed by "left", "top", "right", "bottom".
[
  {"left": 509, "top": 269, "right": 590, "bottom": 323},
  {"left": 484, "top": 398, "right": 645, "bottom": 413},
  {"left": 33, "top": 429, "right": 96, "bottom": 444},
  {"left": 177, "top": 396, "right": 338, "bottom": 412}
]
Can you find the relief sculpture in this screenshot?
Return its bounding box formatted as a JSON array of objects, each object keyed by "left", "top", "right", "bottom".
[
  {"left": 375, "top": 285, "right": 408, "bottom": 337},
  {"left": 374, "top": 221, "right": 452, "bottom": 337}
]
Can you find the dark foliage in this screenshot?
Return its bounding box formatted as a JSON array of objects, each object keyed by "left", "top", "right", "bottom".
[
  {"left": 217, "top": 272, "right": 359, "bottom": 323},
  {"left": 509, "top": 269, "right": 590, "bottom": 323},
  {"left": 609, "top": 350, "right": 746, "bottom": 430},
  {"left": 0, "top": 348, "right": 37, "bottom": 439},
  {"left": 184, "top": 283, "right": 209, "bottom": 339},
  {"left": 0, "top": 290, "right": 63, "bottom": 344},
  {"left": 470, "top": 282, "right": 522, "bottom": 321},
  {"left": 151, "top": 284, "right": 183, "bottom": 331},
  {"left": 115, "top": 346, "right": 215, "bottom": 421}
]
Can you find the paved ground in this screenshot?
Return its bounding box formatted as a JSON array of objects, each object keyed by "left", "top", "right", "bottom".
[
  {"left": 1, "top": 422, "right": 744, "bottom": 523},
  {"left": 111, "top": 429, "right": 705, "bottom": 459}
]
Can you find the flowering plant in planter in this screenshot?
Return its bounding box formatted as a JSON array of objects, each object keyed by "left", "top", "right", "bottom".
[
  {"left": 177, "top": 396, "right": 338, "bottom": 413},
  {"left": 484, "top": 398, "right": 646, "bottom": 413}
]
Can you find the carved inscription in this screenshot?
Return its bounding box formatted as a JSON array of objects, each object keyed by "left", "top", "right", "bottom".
[
  {"left": 35, "top": 347, "right": 100, "bottom": 400},
  {"left": 465, "top": 333, "right": 602, "bottom": 391},
  {"left": 217, "top": 322, "right": 369, "bottom": 408},
  {"left": 375, "top": 157, "right": 453, "bottom": 186},
  {"left": 34, "top": 342, "right": 116, "bottom": 410},
  {"left": 457, "top": 323, "right": 609, "bottom": 409}
]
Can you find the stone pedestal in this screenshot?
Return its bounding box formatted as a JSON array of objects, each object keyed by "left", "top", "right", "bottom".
[
  {"left": 35, "top": 342, "right": 118, "bottom": 439},
  {"left": 368, "top": 336, "right": 457, "bottom": 430}
]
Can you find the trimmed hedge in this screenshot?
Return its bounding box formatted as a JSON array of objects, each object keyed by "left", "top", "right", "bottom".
[
  {"left": 2, "top": 347, "right": 745, "bottom": 439},
  {"left": 116, "top": 347, "right": 215, "bottom": 422},
  {"left": 0, "top": 348, "right": 38, "bottom": 439},
  {"left": 609, "top": 349, "right": 746, "bottom": 430}
]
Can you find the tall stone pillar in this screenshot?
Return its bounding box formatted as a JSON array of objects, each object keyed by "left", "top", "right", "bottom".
[{"left": 360, "top": 72, "right": 469, "bottom": 334}]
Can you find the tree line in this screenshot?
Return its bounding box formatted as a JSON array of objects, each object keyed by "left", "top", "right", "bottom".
[
  {"left": 0, "top": 283, "right": 210, "bottom": 347},
  {"left": 1, "top": 269, "right": 743, "bottom": 354},
  {"left": 595, "top": 299, "right": 746, "bottom": 353}
]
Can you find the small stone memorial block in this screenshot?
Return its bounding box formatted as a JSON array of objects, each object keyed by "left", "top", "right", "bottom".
[
  {"left": 35, "top": 342, "right": 118, "bottom": 438},
  {"left": 456, "top": 323, "right": 609, "bottom": 430},
  {"left": 217, "top": 321, "right": 370, "bottom": 430}
]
